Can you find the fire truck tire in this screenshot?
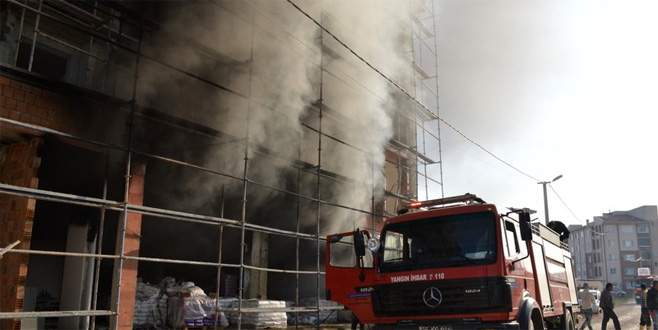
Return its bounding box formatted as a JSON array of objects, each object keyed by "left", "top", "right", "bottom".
[
  {"left": 530, "top": 309, "right": 545, "bottom": 330},
  {"left": 518, "top": 297, "right": 543, "bottom": 330},
  {"left": 351, "top": 314, "right": 364, "bottom": 330},
  {"left": 561, "top": 308, "right": 575, "bottom": 330}
]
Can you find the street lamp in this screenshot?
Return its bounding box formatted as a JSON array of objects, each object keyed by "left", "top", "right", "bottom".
[{"left": 538, "top": 174, "right": 563, "bottom": 225}]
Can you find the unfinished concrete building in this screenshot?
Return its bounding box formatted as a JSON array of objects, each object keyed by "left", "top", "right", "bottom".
[{"left": 0, "top": 0, "right": 443, "bottom": 329}]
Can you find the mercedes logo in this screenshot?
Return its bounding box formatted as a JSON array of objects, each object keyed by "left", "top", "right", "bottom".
[{"left": 422, "top": 286, "right": 443, "bottom": 308}]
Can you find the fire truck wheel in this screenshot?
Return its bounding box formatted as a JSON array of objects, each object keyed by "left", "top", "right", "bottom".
[
  {"left": 528, "top": 309, "right": 544, "bottom": 330},
  {"left": 351, "top": 314, "right": 364, "bottom": 330},
  {"left": 562, "top": 308, "right": 575, "bottom": 330}
]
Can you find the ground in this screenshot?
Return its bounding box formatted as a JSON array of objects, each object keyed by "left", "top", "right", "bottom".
[{"left": 576, "top": 297, "right": 643, "bottom": 330}]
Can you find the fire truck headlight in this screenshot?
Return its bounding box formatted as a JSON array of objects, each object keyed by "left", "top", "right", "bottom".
[{"left": 367, "top": 237, "right": 380, "bottom": 252}]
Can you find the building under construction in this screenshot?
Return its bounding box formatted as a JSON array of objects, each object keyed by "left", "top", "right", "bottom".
[{"left": 0, "top": 0, "right": 443, "bottom": 329}]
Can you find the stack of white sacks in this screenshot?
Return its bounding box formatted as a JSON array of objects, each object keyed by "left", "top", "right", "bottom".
[
  {"left": 288, "top": 299, "right": 341, "bottom": 325},
  {"left": 228, "top": 299, "right": 288, "bottom": 328},
  {"left": 132, "top": 278, "right": 230, "bottom": 328},
  {"left": 133, "top": 281, "right": 167, "bottom": 327},
  {"left": 132, "top": 278, "right": 293, "bottom": 328}
]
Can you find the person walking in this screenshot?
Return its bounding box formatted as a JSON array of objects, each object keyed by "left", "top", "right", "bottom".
[
  {"left": 640, "top": 283, "right": 652, "bottom": 330},
  {"left": 647, "top": 280, "right": 658, "bottom": 330},
  {"left": 578, "top": 283, "right": 594, "bottom": 330},
  {"left": 600, "top": 283, "right": 621, "bottom": 330}
]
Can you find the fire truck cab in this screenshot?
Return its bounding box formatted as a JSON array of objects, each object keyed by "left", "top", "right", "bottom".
[{"left": 326, "top": 194, "right": 578, "bottom": 329}]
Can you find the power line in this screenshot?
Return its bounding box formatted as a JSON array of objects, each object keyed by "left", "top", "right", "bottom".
[
  {"left": 549, "top": 184, "right": 581, "bottom": 222},
  {"left": 286, "top": 0, "right": 540, "bottom": 183}
]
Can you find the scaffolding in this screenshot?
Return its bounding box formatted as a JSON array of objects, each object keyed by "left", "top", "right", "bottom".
[{"left": 0, "top": 0, "right": 443, "bottom": 329}]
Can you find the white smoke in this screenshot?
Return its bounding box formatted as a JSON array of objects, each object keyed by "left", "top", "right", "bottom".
[{"left": 137, "top": 0, "right": 421, "bottom": 233}]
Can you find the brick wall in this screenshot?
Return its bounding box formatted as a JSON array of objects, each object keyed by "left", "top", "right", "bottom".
[
  {"left": 0, "top": 75, "right": 69, "bottom": 131},
  {"left": 111, "top": 163, "right": 146, "bottom": 330},
  {"left": 0, "top": 138, "right": 41, "bottom": 330}
]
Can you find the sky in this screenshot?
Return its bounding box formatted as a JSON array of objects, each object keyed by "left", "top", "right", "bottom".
[{"left": 434, "top": 0, "right": 658, "bottom": 225}]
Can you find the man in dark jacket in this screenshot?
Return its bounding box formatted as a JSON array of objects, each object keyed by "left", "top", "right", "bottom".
[
  {"left": 600, "top": 283, "right": 621, "bottom": 330},
  {"left": 640, "top": 283, "right": 652, "bottom": 330},
  {"left": 648, "top": 281, "right": 658, "bottom": 330}
]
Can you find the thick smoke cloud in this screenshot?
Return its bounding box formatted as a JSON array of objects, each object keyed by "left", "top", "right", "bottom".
[{"left": 137, "top": 0, "right": 419, "bottom": 234}]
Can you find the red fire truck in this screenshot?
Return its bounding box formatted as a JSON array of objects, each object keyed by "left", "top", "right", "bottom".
[{"left": 326, "top": 194, "right": 578, "bottom": 329}]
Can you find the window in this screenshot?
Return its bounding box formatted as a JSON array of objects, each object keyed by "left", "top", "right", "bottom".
[
  {"left": 639, "top": 238, "right": 651, "bottom": 247},
  {"left": 625, "top": 268, "right": 636, "bottom": 276},
  {"left": 621, "top": 225, "right": 635, "bottom": 233},
  {"left": 330, "top": 235, "right": 373, "bottom": 268},
  {"left": 380, "top": 212, "right": 497, "bottom": 272},
  {"left": 638, "top": 224, "right": 650, "bottom": 233},
  {"left": 383, "top": 231, "right": 406, "bottom": 262},
  {"left": 504, "top": 221, "right": 520, "bottom": 256},
  {"left": 623, "top": 240, "right": 634, "bottom": 248},
  {"left": 608, "top": 253, "right": 616, "bottom": 261},
  {"left": 610, "top": 268, "right": 616, "bottom": 274},
  {"left": 624, "top": 254, "right": 637, "bottom": 262}
]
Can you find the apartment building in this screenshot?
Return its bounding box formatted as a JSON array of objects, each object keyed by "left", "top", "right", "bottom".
[{"left": 569, "top": 206, "right": 658, "bottom": 290}]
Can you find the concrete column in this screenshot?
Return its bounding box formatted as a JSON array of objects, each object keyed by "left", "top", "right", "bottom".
[
  {"left": 58, "top": 223, "right": 96, "bottom": 330},
  {"left": 247, "top": 232, "right": 268, "bottom": 299},
  {"left": 110, "top": 163, "right": 145, "bottom": 330}
]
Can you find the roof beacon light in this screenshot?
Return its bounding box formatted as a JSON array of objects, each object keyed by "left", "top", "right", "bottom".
[{"left": 406, "top": 193, "right": 486, "bottom": 210}]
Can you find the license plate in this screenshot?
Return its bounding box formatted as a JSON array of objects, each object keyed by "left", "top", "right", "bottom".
[{"left": 418, "top": 326, "right": 454, "bottom": 330}]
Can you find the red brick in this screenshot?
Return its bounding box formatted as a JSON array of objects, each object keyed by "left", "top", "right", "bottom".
[
  {"left": 15, "top": 102, "right": 26, "bottom": 113},
  {"left": 24, "top": 95, "right": 36, "bottom": 106},
  {"left": 12, "top": 89, "right": 25, "bottom": 102},
  {"left": 0, "top": 106, "right": 9, "bottom": 118},
  {"left": 5, "top": 97, "right": 17, "bottom": 109},
  {"left": 0, "top": 138, "right": 41, "bottom": 330},
  {"left": 0, "top": 76, "right": 10, "bottom": 85},
  {"left": 114, "top": 163, "right": 146, "bottom": 330},
  {"left": 2, "top": 85, "right": 14, "bottom": 97},
  {"left": 8, "top": 111, "right": 20, "bottom": 120}
]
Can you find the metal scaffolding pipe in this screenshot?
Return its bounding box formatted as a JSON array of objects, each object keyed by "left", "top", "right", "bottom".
[
  {"left": 0, "top": 183, "right": 333, "bottom": 242},
  {"left": 0, "top": 117, "right": 387, "bottom": 217},
  {"left": 0, "top": 311, "right": 115, "bottom": 319}
]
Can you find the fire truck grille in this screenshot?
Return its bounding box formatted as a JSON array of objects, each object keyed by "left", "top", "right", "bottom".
[{"left": 371, "top": 277, "right": 512, "bottom": 316}]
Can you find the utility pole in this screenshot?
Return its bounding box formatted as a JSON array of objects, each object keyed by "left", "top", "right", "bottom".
[{"left": 538, "top": 174, "right": 563, "bottom": 225}]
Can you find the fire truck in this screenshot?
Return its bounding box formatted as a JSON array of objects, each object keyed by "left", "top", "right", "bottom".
[{"left": 326, "top": 194, "right": 579, "bottom": 329}]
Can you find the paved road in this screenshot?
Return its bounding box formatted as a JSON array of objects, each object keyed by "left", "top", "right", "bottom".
[{"left": 576, "top": 300, "right": 643, "bottom": 330}]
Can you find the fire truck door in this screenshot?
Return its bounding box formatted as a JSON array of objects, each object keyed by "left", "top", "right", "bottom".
[
  {"left": 531, "top": 242, "right": 553, "bottom": 310},
  {"left": 326, "top": 232, "right": 375, "bottom": 311},
  {"left": 564, "top": 256, "right": 578, "bottom": 303}
]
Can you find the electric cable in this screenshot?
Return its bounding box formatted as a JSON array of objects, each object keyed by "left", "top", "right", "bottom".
[
  {"left": 286, "top": 0, "right": 540, "bottom": 183},
  {"left": 549, "top": 184, "right": 581, "bottom": 222}
]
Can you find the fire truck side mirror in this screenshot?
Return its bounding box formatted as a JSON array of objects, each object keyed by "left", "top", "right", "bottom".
[
  {"left": 519, "top": 212, "right": 532, "bottom": 241},
  {"left": 353, "top": 230, "right": 366, "bottom": 258}
]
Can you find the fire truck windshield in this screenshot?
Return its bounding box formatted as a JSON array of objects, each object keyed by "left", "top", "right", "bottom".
[{"left": 380, "top": 211, "right": 497, "bottom": 272}]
